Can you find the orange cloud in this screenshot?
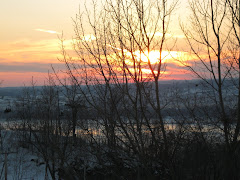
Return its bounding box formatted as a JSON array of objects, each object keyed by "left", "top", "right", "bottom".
[
  {"left": 0, "top": 35, "right": 198, "bottom": 87},
  {"left": 0, "top": 38, "right": 70, "bottom": 87},
  {"left": 0, "top": 39, "right": 63, "bottom": 63}
]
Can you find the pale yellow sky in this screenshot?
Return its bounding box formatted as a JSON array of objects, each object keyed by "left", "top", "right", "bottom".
[{"left": 0, "top": 0, "right": 82, "bottom": 41}]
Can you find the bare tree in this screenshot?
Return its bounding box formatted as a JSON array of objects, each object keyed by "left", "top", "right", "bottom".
[
  {"left": 14, "top": 76, "right": 80, "bottom": 180},
  {"left": 227, "top": 0, "right": 240, "bottom": 144},
  {"left": 60, "top": 79, "right": 86, "bottom": 144},
  {"left": 58, "top": 0, "right": 179, "bottom": 178},
  {"left": 180, "top": 0, "right": 240, "bottom": 178},
  {"left": 181, "top": 0, "right": 230, "bottom": 144}
]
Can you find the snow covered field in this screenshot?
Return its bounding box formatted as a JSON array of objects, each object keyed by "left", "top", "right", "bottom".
[{"left": 0, "top": 130, "right": 50, "bottom": 180}]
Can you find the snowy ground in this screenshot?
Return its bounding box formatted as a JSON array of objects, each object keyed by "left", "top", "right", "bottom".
[
  {"left": 0, "top": 97, "right": 48, "bottom": 179},
  {"left": 0, "top": 130, "right": 50, "bottom": 180}
]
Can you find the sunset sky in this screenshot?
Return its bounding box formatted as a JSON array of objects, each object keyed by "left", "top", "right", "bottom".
[{"left": 0, "top": 0, "right": 190, "bottom": 87}]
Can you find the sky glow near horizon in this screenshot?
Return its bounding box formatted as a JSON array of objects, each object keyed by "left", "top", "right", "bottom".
[{"left": 0, "top": 0, "right": 192, "bottom": 87}]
